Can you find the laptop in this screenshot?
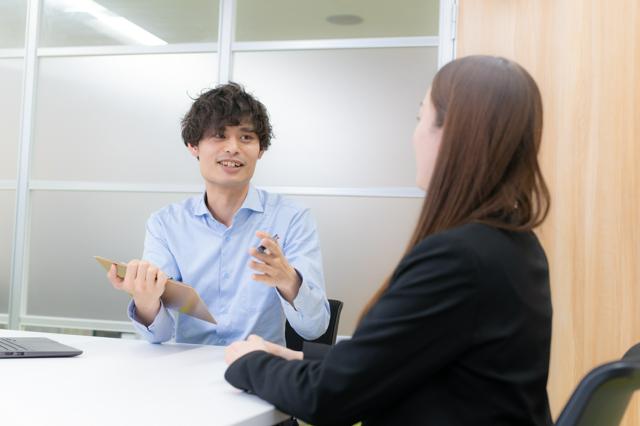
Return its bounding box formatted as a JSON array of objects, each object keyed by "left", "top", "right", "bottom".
[{"left": 0, "top": 337, "right": 82, "bottom": 358}]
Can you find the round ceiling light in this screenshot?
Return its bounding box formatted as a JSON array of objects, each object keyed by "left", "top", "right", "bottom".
[{"left": 326, "top": 14, "right": 364, "bottom": 25}]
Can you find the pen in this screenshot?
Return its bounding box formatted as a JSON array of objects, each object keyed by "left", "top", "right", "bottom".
[{"left": 257, "top": 234, "right": 279, "bottom": 254}]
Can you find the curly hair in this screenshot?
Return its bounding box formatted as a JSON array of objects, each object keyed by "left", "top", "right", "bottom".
[{"left": 181, "top": 82, "right": 273, "bottom": 151}]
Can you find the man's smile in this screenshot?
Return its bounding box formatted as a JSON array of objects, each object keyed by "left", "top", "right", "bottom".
[{"left": 218, "top": 159, "right": 244, "bottom": 168}]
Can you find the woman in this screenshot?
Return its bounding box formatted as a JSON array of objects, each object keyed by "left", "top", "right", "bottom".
[{"left": 224, "top": 56, "right": 553, "bottom": 426}]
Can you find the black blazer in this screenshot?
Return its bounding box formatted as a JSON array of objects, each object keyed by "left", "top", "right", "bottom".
[{"left": 225, "top": 223, "right": 553, "bottom": 426}]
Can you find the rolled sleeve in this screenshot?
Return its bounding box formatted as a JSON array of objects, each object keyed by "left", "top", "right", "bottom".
[
  {"left": 127, "top": 299, "right": 175, "bottom": 343},
  {"left": 143, "top": 213, "right": 180, "bottom": 281},
  {"left": 279, "top": 210, "right": 330, "bottom": 340}
]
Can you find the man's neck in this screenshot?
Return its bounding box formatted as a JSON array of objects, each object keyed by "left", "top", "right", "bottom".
[{"left": 204, "top": 183, "right": 250, "bottom": 228}]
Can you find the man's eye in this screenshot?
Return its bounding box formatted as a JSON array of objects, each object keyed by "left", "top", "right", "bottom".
[
  {"left": 213, "top": 133, "right": 225, "bottom": 139},
  {"left": 241, "top": 135, "right": 255, "bottom": 142}
]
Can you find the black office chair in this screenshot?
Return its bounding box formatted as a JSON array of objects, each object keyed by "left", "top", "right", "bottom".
[
  {"left": 285, "top": 298, "right": 343, "bottom": 351},
  {"left": 622, "top": 342, "right": 640, "bottom": 361},
  {"left": 555, "top": 357, "right": 640, "bottom": 426}
]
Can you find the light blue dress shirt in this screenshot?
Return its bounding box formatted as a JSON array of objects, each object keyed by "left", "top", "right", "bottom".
[{"left": 127, "top": 185, "right": 330, "bottom": 346}]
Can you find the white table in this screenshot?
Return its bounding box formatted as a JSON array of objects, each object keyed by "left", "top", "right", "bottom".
[{"left": 0, "top": 330, "right": 289, "bottom": 426}]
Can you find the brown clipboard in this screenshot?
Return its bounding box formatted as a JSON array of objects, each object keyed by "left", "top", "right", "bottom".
[{"left": 94, "top": 256, "right": 216, "bottom": 324}]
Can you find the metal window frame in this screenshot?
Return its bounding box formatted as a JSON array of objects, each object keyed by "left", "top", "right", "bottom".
[
  {"left": 28, "top": 180, "right": 425, "bottom": 198},
  {"left": 0, "top": 49, "right": 25, "bottom": 59},
  {"left": 0, "top": 180, "right": 17, "bottom": 190},
  {"left": 217, "top": 0, "right": 236, "bottom": 83},
  {"left": 3, "top": 0, "right": 457, "bottom": 330},
  {"left": 438, "top": 0, "right": 457, "bottom": 67},
  {"left": 19, "top": 315, "right": 134, "bottom": 333},
  {"left": 37, "top": 43, "right": 218, "bottom": 57},
  {"left": 233, "top": 36, "right": 438, "bottom": 52},
  {"left": 8, "top": 0, "right": 41, "bottom": 329}
]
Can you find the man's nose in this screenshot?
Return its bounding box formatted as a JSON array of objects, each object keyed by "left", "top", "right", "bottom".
[{"left": 224, "top": 136, "right": 240, "bottom": 153}]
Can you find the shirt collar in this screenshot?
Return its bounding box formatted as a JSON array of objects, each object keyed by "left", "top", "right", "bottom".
[
  {"left": 192, "top": 185, "right": 264, "bottom": 217},
  {"left": 240, "top": 185, "right": 265, "bottom": 213},
  {"left": 193, "top": 193, "right": 210, "bottom": 216}
]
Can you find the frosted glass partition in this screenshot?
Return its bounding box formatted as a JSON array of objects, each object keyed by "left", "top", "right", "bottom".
[
  {"left": 40, "top": 0, "right": 219, "bottom": 47},
  {"left": 27, "top": 190, "right": 192, "bottom": 320},
  {"left": 289, "top": 195, "right": 423, "bottom": 335},
  {"left": 32, "top": 53, "right": 218, "bottom": 184},
  {"left": 236, "top": 0, "right": 439, "bottom": 41},
  {"left": 0, "top": 59, "right": 24, "bottom": 180},
  {"left": 234, "top": 48, "right": 438, "bottom": 187},
  {"left": 26, "top": 189, "right": 422, "bottom": 330},
  {"left": 0, "top": 0, "right": 27, "bottom": 48},
  {"left": 0, "top": 191, "right": 16, "bottom": 315}
]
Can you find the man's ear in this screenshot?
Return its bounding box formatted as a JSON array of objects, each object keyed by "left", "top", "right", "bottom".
[
  {"left": 187, "top": 143, "right": 199, "bottom": 160},
  {"left": 258, "top": 149, "right": 265, "bottom": 159}
]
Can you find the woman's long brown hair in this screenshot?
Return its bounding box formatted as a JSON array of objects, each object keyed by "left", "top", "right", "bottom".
[{"left": 358, "top": 56, "right": 551, "bottom": 322}]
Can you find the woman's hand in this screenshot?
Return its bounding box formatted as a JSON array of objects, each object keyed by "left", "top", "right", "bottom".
[
  {"left": 263, "top": 339, "right": 304, "bottom": 361},
  {"left": 225, "top": 334, "right": 303, "bottom": 365}
]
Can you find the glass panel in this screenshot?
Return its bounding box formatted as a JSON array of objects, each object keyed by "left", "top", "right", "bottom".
[
  {"left": 32, "top": 53, "right": 217, "bottom": 183},
  {"left": 27, "top": 190, "right": 191, "bottom": 319},
  {"left": 27, "top": 189, "right": 422, "bottom": 331},
  {"left": 0, "top": 59, "right": 23, "bottom": 180},
  {"left": 233, "top": 48, "right": 438, "bottom": 187},
  {"left": 40, "top": 0, "right": 219, "bottom": 47},
  {"left": 0, "top": 191, "right": 16, "bottom": 315},
  {"left": 236, "top": 0, "right": 439, "bottom": 41},
  {"left": 291, "top": 194, "right": 423, "bottom": 335},
  {"left": 0, "top": 0, "right": 27, "bottom": 48}
]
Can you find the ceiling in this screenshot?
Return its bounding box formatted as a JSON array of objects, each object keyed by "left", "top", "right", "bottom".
[{"left": 0, "top": 0, "right": 439, "bottom": 49}]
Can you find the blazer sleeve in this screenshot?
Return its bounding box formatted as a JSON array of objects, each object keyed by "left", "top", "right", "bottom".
[
  {"left": 225, "top": 232, "right": 481, "bottom": 425},
  {"left": 302, "top": 342, "right": 331, "bottom": 360}
]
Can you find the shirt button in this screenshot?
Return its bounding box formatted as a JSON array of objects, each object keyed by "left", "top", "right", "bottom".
[
  {"left": 224, "top": 236, "right": 231, "bottom": 242},
  {"left": 223, "top": 272, "right": 229, "bottom": 279}
]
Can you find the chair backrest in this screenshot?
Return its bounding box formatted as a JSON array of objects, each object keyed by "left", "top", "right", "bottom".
[
  {"left": 622, "top": 342, "right": 640, "bottom": 361},
  {"left": 285, "top": 299, "right": 344, "bottom": 351},
  {"left": 555, "top": 359, "right": 640, "bottom": 426}
]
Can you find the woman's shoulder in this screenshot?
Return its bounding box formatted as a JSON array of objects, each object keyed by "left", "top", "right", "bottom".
[
  {"left": 405, "top": 223, "right": 545, "bottom": 276},
  {"left": 409, "top": 223, "right": 496, "bottom": 257},
  {"left": 414, "top": 222, "right": 540, "bottom": 255},
  {"left": 391, "top": 223, "right": 547, "bottom": 303},
  {"left": 393, "top": 224, "right": 488, "bottom": 284},
  {"left": 421, "top": 222, "right": 506, "bottom": 242}
]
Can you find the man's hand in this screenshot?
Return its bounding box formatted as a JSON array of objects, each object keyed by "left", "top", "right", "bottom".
[
  {"left": 248, "top": 231, "right": 301, "bottom": 304},
  {"left": 225, "top": 334, "right": 303, "bottom": 365},
  {"left": 107, "top": 259, "right": 167, "bottom": 326}
]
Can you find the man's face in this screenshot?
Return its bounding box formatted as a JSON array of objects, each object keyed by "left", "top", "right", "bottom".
[{"left": 188, "top": 122, "right": 263, "bottom": 190}]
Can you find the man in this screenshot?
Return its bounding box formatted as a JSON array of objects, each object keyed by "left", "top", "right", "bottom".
[{"left": 107, "top": 82, "right": 330, "bottom": 346}]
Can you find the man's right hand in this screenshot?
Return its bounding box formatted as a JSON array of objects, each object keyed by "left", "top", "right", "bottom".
[{"left": 107, "top": 260, "right": 168, "bottom": 326}]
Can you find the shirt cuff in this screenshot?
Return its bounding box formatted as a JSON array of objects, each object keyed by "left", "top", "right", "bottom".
[
  {"left": 278, "top": 269, "right": 313, "bottom": 314},
  {"left": 127, "top": 299, "right": 174, "bottom": 343}
]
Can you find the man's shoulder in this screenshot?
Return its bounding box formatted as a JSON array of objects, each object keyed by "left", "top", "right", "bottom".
[
  {"left": 258, "top": 188, "right": 309, "bottom": 216},
  {"left": 149, "top": 195, "right": 201, "bottom": 224}
]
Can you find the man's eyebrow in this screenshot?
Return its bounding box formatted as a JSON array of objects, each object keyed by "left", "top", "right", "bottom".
[{"left": 239, "top": 126, "right": 256, "bottom": 132}]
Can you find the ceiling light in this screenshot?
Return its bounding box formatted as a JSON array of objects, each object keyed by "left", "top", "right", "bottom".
[
  {"left": 326, "top": 14, "right": 364, "bottom": 26},
  {"left": 49, "top": 0, "right": 167, "bottom": 46}
]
